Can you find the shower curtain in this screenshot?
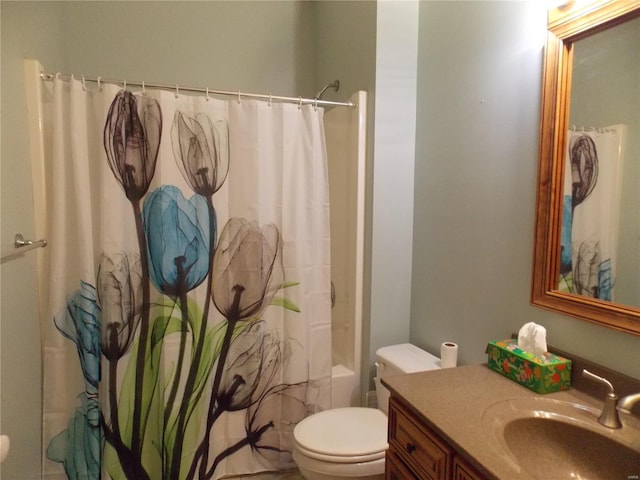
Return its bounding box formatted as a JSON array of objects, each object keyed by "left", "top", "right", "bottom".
[
  {"left": 41, "top": 77, "right": 332, "bottom": 480},
  {"left": 559, "top": 126, "right": 625, "bottom": 301}
]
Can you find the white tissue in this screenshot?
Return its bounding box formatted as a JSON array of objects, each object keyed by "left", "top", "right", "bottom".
[{"left": 517, "top": 322, "right": 547, "bottom": 357}]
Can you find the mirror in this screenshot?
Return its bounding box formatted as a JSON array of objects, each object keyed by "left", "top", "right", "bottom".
[{"left": 532, "top": 0, "right": 640, "bottom": 335}]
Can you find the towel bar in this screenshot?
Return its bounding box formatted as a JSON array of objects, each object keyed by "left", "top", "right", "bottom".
[{"left": 1, "top": 233, "right": 48, "bottom": 262}]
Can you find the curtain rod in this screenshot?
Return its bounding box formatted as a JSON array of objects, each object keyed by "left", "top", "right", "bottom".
[{"left": 40, "top": 72, "right": 355, "bottom": 108}]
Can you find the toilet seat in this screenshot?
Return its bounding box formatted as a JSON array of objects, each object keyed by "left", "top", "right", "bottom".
[
  {"left": 294, "top": 442, "right": 386, "bottom": 464},
  {"left": 293, "top": 407, "right": 388, "bottom": 463}
]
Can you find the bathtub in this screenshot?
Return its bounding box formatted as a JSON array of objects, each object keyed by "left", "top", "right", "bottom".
[{"left": 331, "top": 363, "right": 358, "bottom": 408}]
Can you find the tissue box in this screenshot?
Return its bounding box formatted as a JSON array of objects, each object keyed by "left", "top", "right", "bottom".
[{"left": 486, "top": 339, "right": 571, "bottom": 394}]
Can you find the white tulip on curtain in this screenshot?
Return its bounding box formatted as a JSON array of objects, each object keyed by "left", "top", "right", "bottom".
[
  {"left": 559, "top": 126, "right": 625, "bottom": 301},
  {"left": 41, "top": 77, "right": 332, "bottom": 480}
]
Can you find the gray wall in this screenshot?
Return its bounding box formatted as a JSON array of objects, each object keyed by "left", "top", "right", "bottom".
[
  {"left": 411, "top": 1, "right": 640, "bottom": 378},
  {"left": 1, "top": 3, "right": 67, "bottom": 479},
  {"left": 368, "top": 0, "right": 419, "bottom": 386},
  {"left": 56, "top": 1, "right": 317, "bottom": 95},
  {"left": 2, "top": 2, "right": 639, "bottom": 479}
]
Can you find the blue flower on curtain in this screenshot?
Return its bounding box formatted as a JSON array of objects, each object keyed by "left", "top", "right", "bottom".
[
  {"left": 104, "top": 90, "right": 162, "bottom": 201},
  {"left": 598, "top": 258, "right": 613, "bottom": 300},
  {"left": 142, "top": 185, "right": 210, "bottom": 297},
  {"left": 46, "top": 392, "right": 102, "bottom": 480},
  {"left": 49, "top": 281, "right": 103, "bottom": 480},
  {"left": 54, "top": 281, "right": 101, "bottom": 394},
  {"left": 559, "top": 194, "right": 573, "bottom": 291}
]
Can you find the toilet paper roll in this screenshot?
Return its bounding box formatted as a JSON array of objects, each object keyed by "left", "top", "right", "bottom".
[
  {"left": 0, "top": 434, "right": 10, "bottom": 464},
  {"left": 440, "top": 342, "right": 458, "bottom": 368}
]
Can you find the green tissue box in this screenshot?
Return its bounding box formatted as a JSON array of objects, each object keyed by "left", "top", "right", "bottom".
[{"left": 486, "top": 339, "right": 571, "bottom": 394}]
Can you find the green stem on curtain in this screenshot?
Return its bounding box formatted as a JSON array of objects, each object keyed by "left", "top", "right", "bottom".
[
  {"left": 130, "top": 198, "right": 151, "bottom": 459},
  {"left": 169, "top": 198, "right": 217, "bottom": 480},
  {"left": 163, "top": 264, "right": 189, "bottom": 427},
  {"left": 188, "top": 373, "right": 245, "bottom": 478},
  {"left": 184, "top": 405, "right": 224, "bottom": 480},
  {"left": 101, "top": 414, "right": 151, "bottom": 480},
  {"left": 198, "top": 305, "right": 240, "bottom": 479},
  {"left": 204, "top": 422, "right": 274, "bottom": 480},
  {"left": 108, "top": 355, "right": 121, "bottom": 441}
]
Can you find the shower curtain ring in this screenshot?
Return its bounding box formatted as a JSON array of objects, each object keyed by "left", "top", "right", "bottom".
[
  {"left": 81, "top": 75, "right": 86, "bottom": 91},
  {"left": 314, "top": 98, "right": 318, "bottom": 111},
  {"left": 175, "top": 84, "right": 179, "bottom": 99},
  {"left": 237, "top": 90, "right": 241, "bottom": 104},
  {"left": 141, "top": 81, "right": 146, "bottom": 95},
  {"left": 97, "top": 76, "right": 102, "bottom": 91},
  {"left": 205, "top": 87, "right": 210, "bottom": 101},
  {"left": 268, "top": 93, "right": 272, "bottom": 107},
  {"left": 298, "top": 97, "right": 303, "bottom": 110},
  {"left": 123, "top": 79, "right": 127, "bottom": 90}
]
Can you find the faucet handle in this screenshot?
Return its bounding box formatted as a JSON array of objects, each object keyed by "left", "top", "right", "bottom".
[{"left": 582, "top": 369, "right": 622, "bottom": 429}]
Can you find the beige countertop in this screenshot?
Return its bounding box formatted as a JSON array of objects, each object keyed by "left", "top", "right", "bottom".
[{"left": 382, "top": 364, "right": 621, "bottom": 480}]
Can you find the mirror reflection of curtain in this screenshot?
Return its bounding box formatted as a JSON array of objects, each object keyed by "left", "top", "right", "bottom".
[
  {"left": 559, "top": 125, "right": 626, "bottom": 301},
  {"left": 40, "top": 77, "right": 332, "bottom": 480}
]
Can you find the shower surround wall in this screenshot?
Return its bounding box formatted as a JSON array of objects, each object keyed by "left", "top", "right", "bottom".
[{"left": 325, "top": 91, "right": 367, "bottom": 407}]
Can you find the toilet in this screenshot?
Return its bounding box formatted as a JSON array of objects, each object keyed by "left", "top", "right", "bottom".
[{"left": 292, "top": 343, "right": 441, "bottom": 480}]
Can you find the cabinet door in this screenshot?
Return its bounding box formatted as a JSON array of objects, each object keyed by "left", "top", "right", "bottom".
[
  {"left": 453, "top": 455, "right": 487, "bottom": 480},
  {"left": 386, "top": 450, "right": 418, "bottom": 480},
  {"left": 388, "top": 396, "right": 452, "bottom": 480}
]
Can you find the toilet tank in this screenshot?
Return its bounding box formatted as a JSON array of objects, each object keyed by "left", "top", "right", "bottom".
[{"left": 374, "top": 343, "right": 440, "bottom": 415}]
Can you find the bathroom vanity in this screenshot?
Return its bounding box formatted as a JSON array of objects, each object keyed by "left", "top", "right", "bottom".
[
  {"left": 387, "top": 394, "right": 486, "bottom": 480},
  {"left": 382, "top": 364, "right": 640, "bottom": 480}
]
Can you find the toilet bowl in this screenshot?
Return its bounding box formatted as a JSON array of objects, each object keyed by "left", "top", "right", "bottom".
[
  {"left": 293, "top": 344, "right": 441, "bottom": 480},
  {"left": 293, "top": 407, "right": 387, "bottom": 480}
]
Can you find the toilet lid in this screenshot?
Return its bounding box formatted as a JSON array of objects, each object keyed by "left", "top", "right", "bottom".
[{"left": 294, "top": 407, "right": 388, "bottom": 458}]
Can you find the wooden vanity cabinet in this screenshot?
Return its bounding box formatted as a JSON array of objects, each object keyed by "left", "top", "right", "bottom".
[
  {"left": 386, "top": 396, "right": 488, "bottom": 480},
  {"left": 452, "top": 456, "right": 487, "bottom": 480}
]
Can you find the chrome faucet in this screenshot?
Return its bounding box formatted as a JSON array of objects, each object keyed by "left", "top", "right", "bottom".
[
  {"left": 618, "top": 392, "right": 640, "bottom": 415},
  {"left": 582, "top": 369, "right": 622, "bottom": 429}
]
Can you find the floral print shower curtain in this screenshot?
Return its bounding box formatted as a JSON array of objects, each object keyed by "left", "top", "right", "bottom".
[
  {"left": 559, "top": 126, "right": 625, "bottom": 301},
  {"left": 41, "top": 77, "right": 332, "bottom": 479}
]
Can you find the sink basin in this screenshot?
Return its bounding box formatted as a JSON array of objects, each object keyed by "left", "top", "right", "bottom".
[
  {"left": 482, "top": 396, "right": 640, "bottom": 479},
  {"left": 504, "top": 417, "right": 640, "bottom": 479}
]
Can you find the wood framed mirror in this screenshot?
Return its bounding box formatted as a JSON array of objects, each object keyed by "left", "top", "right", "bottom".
[{"left": 532, "top": 0, "right": 640, "bottom": 335}]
